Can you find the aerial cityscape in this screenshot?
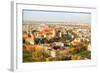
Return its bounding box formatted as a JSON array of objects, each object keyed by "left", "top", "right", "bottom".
[
  {"left": 22, "top": 10, "right": 91, "bottom": 62},
  {"left": 23, "top": 22, "right": 91, "bottom": 62}
]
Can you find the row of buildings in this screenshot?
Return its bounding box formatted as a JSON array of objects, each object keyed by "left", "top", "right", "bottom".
[{"left": 23, "top": 22, "right": 91, "bottom": 44}]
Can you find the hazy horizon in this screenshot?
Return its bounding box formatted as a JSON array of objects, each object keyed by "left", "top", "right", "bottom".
[{"left": 23, "top": 10, "right": 91, "bottom": 24}]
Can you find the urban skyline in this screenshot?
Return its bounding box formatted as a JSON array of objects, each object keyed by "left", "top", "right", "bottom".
[{"left": 22, "top": 10, "right": 91, "bottom": 62}]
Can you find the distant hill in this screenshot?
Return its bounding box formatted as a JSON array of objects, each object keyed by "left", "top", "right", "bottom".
[{"left": 23, "top": 21, "right": 90, "bottom": 26}]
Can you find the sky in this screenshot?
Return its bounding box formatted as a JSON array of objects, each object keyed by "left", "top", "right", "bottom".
[{"left": 23, "top": 10, "right": 91, "bottom": 24}]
